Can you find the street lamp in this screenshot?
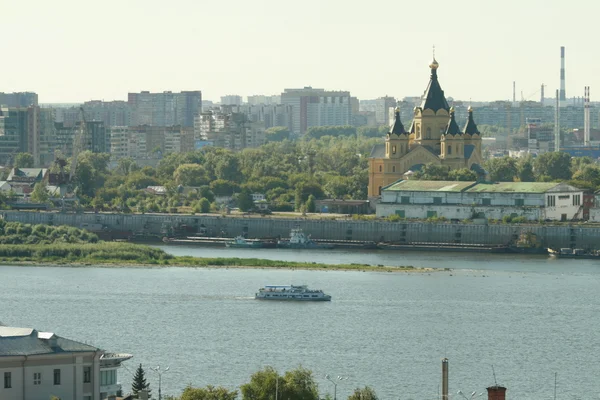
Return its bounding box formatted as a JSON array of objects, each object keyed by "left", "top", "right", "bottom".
[
  {"left": 457, "top": 390, "right": 483, "bottom": 400},
  {"left": 325, "top": 375, "right": 348, "bottom": 400},
  {"left": 152, "top": 365, "right": 170, "bottom": 400}
]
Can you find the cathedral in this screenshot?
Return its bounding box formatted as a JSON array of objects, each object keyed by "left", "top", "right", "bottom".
[{"left": 368, "top": 58, "right": 483, "bottom": 197}]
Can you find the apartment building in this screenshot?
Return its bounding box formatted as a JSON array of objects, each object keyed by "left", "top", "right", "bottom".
[
  {"left": 281, "top": 87, "right": 352, "bottom": 135},
  {"left": 0, "top": 92, "right": 38, "bottom": 107},
  {"left": 198, "top": 109, "right": 265, "bottom": 151},
  {"left": 128, "top": 90, "right": 201, "bottom": 127},
  {"left": 0, "top": 325, "right": 132, "bottom": 400}
]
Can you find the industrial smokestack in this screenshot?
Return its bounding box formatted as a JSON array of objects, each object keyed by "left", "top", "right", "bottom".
[
  {"left": 584, "top": 86, "right": 591, "bottom": 146},
  {"left": 486, "top": 385, "right": 507, "bottom": 400},
  {"left": 541, "top": 84, "right": 545, "bottom": 106},
  {"left": 442, "top": 358, "right": 449, "bottom": 400},
  {"left": 513, "top": 82, "right": 516, "bottom": 104},
  {"left": 555, "top": 89, "right": 560, "bottom": 152},
  {"left": 560, "top": 47, "right": 566, "bottom": 101}
]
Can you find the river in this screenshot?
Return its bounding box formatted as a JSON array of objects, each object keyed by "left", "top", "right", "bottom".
[{"left": 1, "top": 246, "right": 599, "bottom": 399}]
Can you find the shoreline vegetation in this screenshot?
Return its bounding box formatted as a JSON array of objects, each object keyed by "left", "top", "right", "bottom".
[
  {"left": 0, "top": 221, "right": 432, "bottom": 272},
  {"left": 0, "top": 242, "right": 429, "bottom": 272}
]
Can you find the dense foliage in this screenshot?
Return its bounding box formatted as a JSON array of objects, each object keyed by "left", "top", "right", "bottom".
[
  {"left": 0, "top": 220, "right": 98, "bottom": 245},
  {"left": 414, "top": 152, "right": 600, "bottom": 192},
  {"left": 48, "top": 133, "right": 380, "bottom": 213}
]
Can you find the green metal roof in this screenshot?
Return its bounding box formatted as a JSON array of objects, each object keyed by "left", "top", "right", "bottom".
[
  {"left": 466, "top": 182, "right": 560, "bottom": 193},
  {"left": 385, "top": 180, "right": 476, "bottom": 192}
]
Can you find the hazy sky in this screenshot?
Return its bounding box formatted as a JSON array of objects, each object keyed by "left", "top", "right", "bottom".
[{"left": 2, "top": 0, "right": 597, "bottom": 103}]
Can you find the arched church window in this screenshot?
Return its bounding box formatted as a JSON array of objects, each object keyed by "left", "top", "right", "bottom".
[
  {"left": 392, "top": 165, "right": 396, "bottom": 172},
  {"left": 417, "top": 125, "right": 421, "bottom": 138},
  {"left": 378, "top": 186, "right": 382, "bottom": 195},
  {"left": 426, "top": 127, "right": 431, "bottom": 138},
  {"left": 392, "top": 145, "right": 396, "bottom": 154},
  {"left": 379, "top": 165, "right": 382, "bottom": 172},
  {"left": 448, "top": 145, "right": 452, "bottom": 155}
]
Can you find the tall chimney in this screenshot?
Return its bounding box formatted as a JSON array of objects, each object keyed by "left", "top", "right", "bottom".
[
  {"left": 584, "top": 86, "right": 591, "bottom": 146},
  {"left": 560, "top": 47, "right": 566, "bottom": 101},
  {"left": 442, "top": 358, "right": 449, "bottom": 400},
  {"left": 541, "top": 84, "right": 545, "bottom": 105},
  {"left": 486, "top": 385, "right": 507, "bottom": 400},
  {"left": 512, "top": 82, "right": 516, "bottom": 104},
  {"left": 555, "top": 89, "right": 560, "bottom": 152}
]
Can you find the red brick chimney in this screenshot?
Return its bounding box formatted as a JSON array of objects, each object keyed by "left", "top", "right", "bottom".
[{"left": 486, "top": 385, "right": 506, "bottom": 400}]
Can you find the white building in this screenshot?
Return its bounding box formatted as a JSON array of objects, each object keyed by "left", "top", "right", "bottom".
[
  {"left": 0, "top": 325, "right": 132, "bottom": 400},
  {"left": 377, "top": 180, "right": 584, "bottom": 222}
]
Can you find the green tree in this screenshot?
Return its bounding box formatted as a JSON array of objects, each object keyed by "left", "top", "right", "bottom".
[
  {"left": 516, "top": 157, "right": 535, "bottom": 182},
  {"left": 484, "top": 157, "right": 517, "bottom": 182},
  {"left": 448, "top": 168, "right": 477, "bottom": 181},
  {"left": 533, "top": 152, "right": 572, "bottom": 181},
  {"left": 199, "top": 197, "right": 211, "bottom": 213},
  {"left": 174, "top": 164, "right": 209, "bottom": 187},
  {"left": 413, "top": 164, "right": 450, "bottom": 180},
  {"left": 241, "top": 366, "right": 318, "bottom": 400},
  {"left": 237, "top": 190, "right": 254, "bottom": 212},
  {"left": 305, "top": 195, "right": 316, "bottom": 213},
  {"left": 572, "top": 164, "right": 600, "bottom": 187},
  {"left": 198, "top": 186, "right": 216, "bottom": 203},
  {"left": 279, "top": 366, "right": 319, "bottom": 400},
  {"left": 116, "top": 157, "right": 138, "bottom": 175},
  {"left": 31, "top": 182, "right": 50, "bottom": 203},
  {"left": 240, "top": 366, "right": 279, "bottom": 400},
  {"left": 14, "top": 152, "right": 34, "bottom": 168},
  {"left": 181, "top": 385, "right": 238, "bottom": 400},
  {"left": 210, "top": 180, "right": 240, "bottom": 197},
  {"left": 347, "top": 386, "right": 378, "bottom": 400},
  {"left": 265, "top": 126, "right": 291, "bottom": 142},
  {"left": 131, "top": 364, "right": 151, "bottom": 398}
]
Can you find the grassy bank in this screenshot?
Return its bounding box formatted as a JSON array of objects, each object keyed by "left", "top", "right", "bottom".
[{"left": 0, "top": 242, "right": 426, "bottom": 272}]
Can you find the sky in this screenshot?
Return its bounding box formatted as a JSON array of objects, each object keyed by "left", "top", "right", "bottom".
[{"left": 2, "top": 0, "right": 598, "bottom": 104}]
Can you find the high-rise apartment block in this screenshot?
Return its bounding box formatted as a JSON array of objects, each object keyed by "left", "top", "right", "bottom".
[
  {"left": 197, "top": 109, "right": 265, "bottom": 151},
  {"left": 0, "top": 92, "right": 38, "bottom": 107},
  {"left": 281, "top": 87, "right": 352, "bottom": 135},
  {"left": 246, "top": 95, "right": 281, "bottom": 105},
  {"left": 109, "top": 125, "right": 186, "bottom": 160},
  {"left": 128, "top": 91, "right": 201, "bottom": 127},
  {"left": 375, "top": 96, "right": 397, "bottom": 125},
  {"left": 220, "top": 95, "right": 243, "bottom": 106}
]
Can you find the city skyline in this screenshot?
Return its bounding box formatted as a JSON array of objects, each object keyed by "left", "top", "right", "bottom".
[{"left": 3, "top": 0, "right": 598, "bottom": 103}]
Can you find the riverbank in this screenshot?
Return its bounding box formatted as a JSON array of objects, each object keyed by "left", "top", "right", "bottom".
[{"left": 0, "top": 242, "right": 432, "bottom": 273}]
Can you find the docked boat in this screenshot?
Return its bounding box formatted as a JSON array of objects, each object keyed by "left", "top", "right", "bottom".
[
  {"left": 255, "top": 285, "right": 332, "bottom": 301},
  {"left": 277, "top": 228, "right": 334, "bottom": 249},
  {"left": 548, "top": 248, "right": 600, "bottom": 259},
  {"left": 225, "top": 236, "right": 263, "bottom": 248}
]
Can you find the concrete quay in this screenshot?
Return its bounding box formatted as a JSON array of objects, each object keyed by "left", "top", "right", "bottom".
[{"left": 2, "top": 210, "right": 599, "bottom": 250}]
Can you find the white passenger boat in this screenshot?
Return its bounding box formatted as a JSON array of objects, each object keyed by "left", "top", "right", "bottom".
[{"left": 255, "top": 285, "right": 332, "bottom": 301}]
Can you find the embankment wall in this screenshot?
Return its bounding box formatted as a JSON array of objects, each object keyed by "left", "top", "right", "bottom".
[{"left": 1, "top": 211, "right": 596, "bottom": 249}]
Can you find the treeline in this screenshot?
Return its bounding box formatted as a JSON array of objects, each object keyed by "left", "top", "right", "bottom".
[
  {"left": 415, "top": 152, "right": 600, "bottom": 191},
  {"left": 0, "top": 220, "right": 98, "bottom": 245},
  {"left": 25, "top": 131, "right": 382, "bottom": 213},
  {"left": 154, "top": 366, "right": 379, "bottom": 400}
]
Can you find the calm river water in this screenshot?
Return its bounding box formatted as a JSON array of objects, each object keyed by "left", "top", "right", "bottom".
[{"left": 2, "top": 246, "right": 600, "bottom": 400}]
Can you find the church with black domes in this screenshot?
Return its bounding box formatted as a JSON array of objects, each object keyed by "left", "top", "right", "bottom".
[{"left": 368, "top": 58, "right": 483, "bottom": 197}]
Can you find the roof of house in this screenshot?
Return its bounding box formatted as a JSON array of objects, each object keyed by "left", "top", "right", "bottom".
[
  {"left": 0, "top": 326, "right": 100, "bottom": 357},
  {"left": 384, "top": 180, "right": 583, "bottom": 194},
  {"left": 369, "top": 144, "right": 385, "bottom": 158},
  {"left": 7, "top": 168, "right": 48, "bottom": 181},
  {"left": 465, "top": 182, "right": 580, "bottom": 194},
  {"left": 420, "top": 60, "right": 450, "bottom": 113},
  {"left": 384, "top": 180, "right": 477, "bottom": 192}
]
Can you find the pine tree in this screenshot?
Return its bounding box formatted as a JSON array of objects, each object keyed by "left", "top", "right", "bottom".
[{"left": 132, "top": 364, "right": 151, "bottom": 398}]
